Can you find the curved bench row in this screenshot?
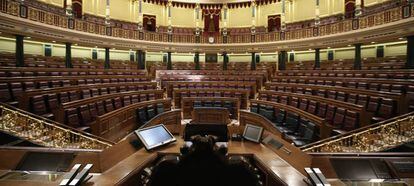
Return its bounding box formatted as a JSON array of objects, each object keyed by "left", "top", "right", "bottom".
[
  {"left": 0, "top": 67, "right": 147, "bottom": 77},
  {"left": 257, "top": 91, "right": 370, "bottom": 130},
  {"left": 248, "top": 100, "right": 329, "bottom": 146},
  {"left": 20, "top": 82, "right": 157, "bottom": 118},
  {"left": 265, "top": 82, "right": 407, "bottom": 114},
  {"left": 92, "top": 99, "right": 172, "bottom": 142},
  {"left": 0, "top": 75, "right": 151, "bottom": 107},
  {"left": 276, "top": 69, "right": 414, "bottom": 79},
  {"left": 54, "top": 90, "right": 164, "bottom": 126},
  {"left": 172, "top": 88, "right": 250, "bottom": 109},
  {"left": 160, "top": 74, "right": 264, "bottom": 89},
  {"left": 165, "top": 81, "right": 257, "bottom": 98}
]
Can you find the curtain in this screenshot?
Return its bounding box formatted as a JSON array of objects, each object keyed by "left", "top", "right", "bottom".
[
  {"left": 267, "top": 15, "right": 281, "bottom": 32},
  {"left": 345, "top": 0, "right": 355, "bottom": 19},
  {"left": 143, "top": 14, "right": 156, "bottom": 32},
  {"left": 72, "top": 0, "right": 82, "bottom": 19},
  {"left": 64, "top": 0, "right": 83, "bottom": 19},
  {"left": 203, "top": 9, "right": 220, "bottom": 35}
]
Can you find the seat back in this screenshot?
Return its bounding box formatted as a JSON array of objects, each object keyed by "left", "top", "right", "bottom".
[
  {"left": 0, "top": 83, "right": 12, "bottom": 102},
  {"left": 333, "top": 108, "right": 346, "bottom": 127},
  {"left": 79, "top": 105, "right": 92, "bottom": 125},
  {"left": 96, "top": 101, "right": 106, "bottom": 115},
  {"left": 46, "top": 93, "right": 59, "bottom": 112},
  {"left": 68, "top": 91, "right": 79, "bottom": 101},
  {"left": 336, "top": 92, "right": 346, "bottom": 102},
  {"left": 289, "top": 97, "right": 299, "bottom": 108},
  {"left": 131, "top": 95, "right": 139, "bottom": 103},
  {"left": 104, "top": 99, "right": 114, "bottom": 113},
  {"left": 137, "top": 107, "right": 148, "bottom": 124},
  {"left": 30, "top": 95, "right": 47, "bottom": 115},
  {"left": 285, "top": 113, "right": 300, "bottom": 132},
  {"left": 377, "top": 98, "right": 396, "bottom": 119},
  {"left": 299, "top": 99, "right": 308, "bottom": 111},
  {"left": 356, "top": 95, "right": 368, "bottom": 108},
  {"left": 113, "top": 97, "right": 123, "bottom": 109},
  {"left": 88, "top": 103, "right": 98, "bottom": 119},
  {"left": 147, "top": 105, "right": 156, "bottom": 119},
  {"left": 307, "top": 100, "right": 318, "bottom": 115},
  {"left": 250, "top": 103, "right": 258, "bottom": 113},
  {"left": 65, "top": 108, "right": 80, "bottom": 127},
  {"left": 343, "top": 110, "right": 359, "bottom": 131},
  {"left": 325, "top": 105, "right": 336, "bottom": 122},
  {"left": 316, "top": 103, "right": 327, "bottom": 118},
  {"left": 367, "top": 97, "right": 380, "bottom": 114},
  {"left": 156, "top": 103, "right": 165, "bottom": 114},
  {"left": 327, "top": 90, "right": 336, "bottom": 99}
]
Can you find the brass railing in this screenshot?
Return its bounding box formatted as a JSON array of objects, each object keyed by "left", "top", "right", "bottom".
[
  {"left": 0, "top": 104, "right": 113, "bottom": 150},
  {"left": 302, "top": 112, "right": 414, "bottom": 153}
]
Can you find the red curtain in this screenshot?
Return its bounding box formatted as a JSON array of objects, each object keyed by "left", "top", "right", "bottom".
[
  {"left": 64, "top": 0, "right": 82, "bottom": 18},
  {"left": 203, "top": 9, "right": 220, "bottom": 35},
  {"left": 267, "top": 15, "right": 281, "bottom": 32},
  {"left": 345, "top": 0, "right": 355, "bottom": 19},
  {"left": 73, "top": 0, "right": 82, "bottom": 19},
  {"left": 143, "top": 14, "right": 156, "bottom": 32}
]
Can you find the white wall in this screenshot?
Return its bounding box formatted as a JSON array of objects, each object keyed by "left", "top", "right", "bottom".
[{"left": 0, "top": 37, "right": 407, "bottom": 63}]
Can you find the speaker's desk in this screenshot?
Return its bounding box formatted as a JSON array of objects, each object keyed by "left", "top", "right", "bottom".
[{"left": 87, "top": 137, "right": 308, "bottom": 186}]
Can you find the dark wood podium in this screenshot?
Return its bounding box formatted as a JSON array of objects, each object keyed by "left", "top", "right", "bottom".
[{"left": 191, "top": 107, "right": 231, "bottom": 125}]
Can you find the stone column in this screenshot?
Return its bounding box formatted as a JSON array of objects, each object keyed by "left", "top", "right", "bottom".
[
  {"left": 104, "top": 47, "right": 110, "bottom": 69},
  {"left": 15, "top": 35, "right": 24, "bottom": 67},
  {"left": 354, "top": 43, "right": 362, "bottom": 70},
  {"left": 65, "top": 42, "right": 73, "bottom": 68}
]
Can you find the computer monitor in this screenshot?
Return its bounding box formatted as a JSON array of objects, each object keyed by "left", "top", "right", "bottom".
[
  {"left": 243, "top": 124, "right": 263, "bottom": 143},
  {"left": 135, "top": 124, "right": 176, "bottom": 151}
]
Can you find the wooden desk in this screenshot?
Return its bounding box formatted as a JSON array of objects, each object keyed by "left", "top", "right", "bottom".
[
  {"left": 0, "top": 138, "right": 309, "bottom": 186},
  {"left": 191, "top": 107, "right": 231, "bottom": 125},
  {"left": 86, "top": 139, "right": 309, "bottom": 186}
]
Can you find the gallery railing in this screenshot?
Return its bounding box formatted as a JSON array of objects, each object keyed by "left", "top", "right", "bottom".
[
  {"left": 0, "top": 103, "right": 113, "bottom": 150},
  {"left": 0, "top": 0, "right": 411, "bottom": 44},
  {"left": 301, "top": 112, "right": 414, "bottom": 153}
]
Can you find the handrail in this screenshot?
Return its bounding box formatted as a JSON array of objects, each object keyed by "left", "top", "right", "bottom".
[
  {"left": 301, "top": 112, "right": 414, "bottom": 153},
  {"left": 0, "top": 103, "right": 113, "bottom": 149}
]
